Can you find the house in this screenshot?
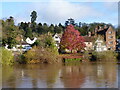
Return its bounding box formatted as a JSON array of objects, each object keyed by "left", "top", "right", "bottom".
[
  {"left": 116, "top": 39, "right": 120, "bottom": 51},
  {"left": 94, "top": 26, "right": 116, "bottom": 51},
  {"left": 94, "top": 38, "right": 107, "bottom": 52},
  {"left": 83, "top": 32, "right": 94, "bottom": 50},
  {"left": 52, "top": 33, "right": 62, "bottom": 48},
  {"left": 5, "top": 37, "right": 37, "bottom": 52}
]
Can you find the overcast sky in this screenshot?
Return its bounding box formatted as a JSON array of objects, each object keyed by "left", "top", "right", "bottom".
[{"left": 1, "top": 0, "right": 119, "bottom": 26}]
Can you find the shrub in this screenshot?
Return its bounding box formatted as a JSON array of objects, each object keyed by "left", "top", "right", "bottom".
[
  {"left": 91, "top": 51, "right": 117, "bottom": 61},
  {"left": 23, "top": 46, "right": 61, "bottom": 64},
  {"left": 1, "top": 48, "right": 14, "bottom": 65}
]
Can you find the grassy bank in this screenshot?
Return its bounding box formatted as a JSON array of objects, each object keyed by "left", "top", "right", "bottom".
[{"left": 90, "top": 51, "right": 118, "bottom": 62}]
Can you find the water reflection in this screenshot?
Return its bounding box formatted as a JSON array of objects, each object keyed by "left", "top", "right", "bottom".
[{"left": 2, "top": 62, "right": 118, "bottom": 88}]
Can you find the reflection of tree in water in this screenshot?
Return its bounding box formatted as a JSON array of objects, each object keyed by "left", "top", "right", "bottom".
[
  {"left": 3, "top": 64, "right": 61, "bottom": 88},
  {"left": 2, "top": 62, "right": 117, "bottom": 88},
  {"left": 26, "top": 64, "right": 61, "bottom": 88},
  {"left": 60, "top": 62, "right": 117, "bottom": 88},
  {"left": 60, "top": 64, "right": 86, "bottom": 88},
  {"left": 2, "top": 65, "right": 23, "bottom": 88}
]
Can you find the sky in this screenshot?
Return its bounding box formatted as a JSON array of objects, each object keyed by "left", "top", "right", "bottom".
[{"left": 0, "top": 0, "right": 119, "bottom": 26}]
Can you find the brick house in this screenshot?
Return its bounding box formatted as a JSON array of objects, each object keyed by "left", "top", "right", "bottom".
[{"left": 95, "top": 26, "right": 116, "bottom": 50}]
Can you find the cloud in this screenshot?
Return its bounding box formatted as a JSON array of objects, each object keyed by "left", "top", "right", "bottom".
[
  {"left": 28, "top": 0, "right": 104, "bottom": 25},
  {"left": 7, "top": 0, "right": 117, "bottom": 26}
]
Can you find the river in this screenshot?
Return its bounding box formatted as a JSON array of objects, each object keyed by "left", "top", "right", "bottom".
[{"left": 2, "top": 62, "right": 120, "bottom": 88}]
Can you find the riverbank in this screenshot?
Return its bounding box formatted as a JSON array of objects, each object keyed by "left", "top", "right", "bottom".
[{"left": 1, "top": 47, "right": 120, "bottom": 65}]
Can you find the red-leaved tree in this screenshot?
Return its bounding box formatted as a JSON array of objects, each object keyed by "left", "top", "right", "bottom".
[{"left": 60, "top": 24, "right": 85, "bottom": 52}]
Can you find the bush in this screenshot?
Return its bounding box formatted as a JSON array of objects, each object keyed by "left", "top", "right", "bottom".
[
  {"left": 91, "top": 51, "right": 117, "bottom": 61},
  {"left": 83, "top": 51, "right": 90, "bottom": 60},
  {"left": 23, "top": 46, "right": 61, "bottom": 64},
  {"left": 1, "top": 48, "right": 14, "bottom": 65}
]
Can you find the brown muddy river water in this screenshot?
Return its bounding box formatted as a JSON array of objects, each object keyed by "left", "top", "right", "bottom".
[{"left": 2, "top": 62, "right": 120, "bottom": 88}]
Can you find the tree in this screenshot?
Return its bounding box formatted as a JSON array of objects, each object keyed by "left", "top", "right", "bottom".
[
  {"left": 2, "top": 17, "right": 19, "bottom": 48},
  {"left": 30, "top": 11, "right": 37, "bottom": 23},
  {"left": 25, "top": 27, "right": 32, "bottom": 38},
  {"left": 65, "top": 18, "right": 75, "bottom": 26},
  {"left": 49, "top": 24, "right": 54, "bottom": 33},
  {"left": 60, "top": 24, "right": 85, "bottom": 53},
  {"left": 42, "top": 23, "right": 49, "bottom": 33},
  {"left": 54, "top": 25, "right": 62, "bottom": 34},
  {"left": 37, "top": 23, "right": 43, "bottom": 34}
]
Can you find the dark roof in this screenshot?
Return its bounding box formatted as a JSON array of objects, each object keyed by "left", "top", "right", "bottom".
[
  {"left": 96, "top": 26, "right": 114, "bottom": 41},
  {"left": 97, "top": 28, "right": 108, "bottom": 35},
  {"left": 21, "top": 41, "right": 29, "bottom": 45},
  {"left": 83, "top": 36, "right": 94, "bottom": 42}
]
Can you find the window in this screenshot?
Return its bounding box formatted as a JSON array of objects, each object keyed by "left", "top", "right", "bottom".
[
  {"left": 108, "top": 31, "right": 112, "bottom": 34},
  {"left": 55, "top": 36, "right": 58, "bottom": 38},
  {"left": 88, "top": 42, "right": 90, "bottom": 44},
  {"left": 109, "top": 41, "right": 113, "bottom": 44},
  {"left": 108, "top": 47, "right": 113, "bottom": 50},
  {"left": 108, "top": 36, "right": 113, "bottom": 39}
]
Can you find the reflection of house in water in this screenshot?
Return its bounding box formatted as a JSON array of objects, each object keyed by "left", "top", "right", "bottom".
[{"left": 60, "top": 66, "right": 85, "bottom": 88}]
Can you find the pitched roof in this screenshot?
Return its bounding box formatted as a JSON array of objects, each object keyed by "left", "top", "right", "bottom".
[
  {"left": 52, "top": 33, "right": 62, "bottom": 38},
  {"left": 83, "top": 36, "right": 94, "bottom": 42}
]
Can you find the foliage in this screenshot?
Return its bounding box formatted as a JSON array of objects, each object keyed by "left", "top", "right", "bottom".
[
  {"left": 83, "top": 51, "right": 90, "bottom": 60},
  {"left": 116, "top": 26, "right": 120, "bottom": 39},
  {"left": 31, "top": 40, "right": 41, "bottom": 47},
  {"left": 37, "top": 34, "right": 57, "bottom": 50},
  {"left": 60, "top": 24, "right": 85, "bottom": 52},
  {"left": 30, "top": 11, "right": 37, "bottom": 23},
  {"left": 23, "top": 46, "right": 60, "bottom": 64},
  {"left": 24, "top": 27, "right": 33, "bottom": 38},
  {"left": 44, "top": 35, "right": 56, "bottom": 48},
  {"left": 2, "top": 17, "right": 22, "bottom": 48},
  {"left": 1, "top": 48, "right": 14, "bottom": 65},
  {"left": 91, "top": 51, "right": 117, "bottom": 61}
]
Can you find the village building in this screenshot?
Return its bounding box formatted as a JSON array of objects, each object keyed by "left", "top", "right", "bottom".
[
  {"left": 93, "top": 26, "right": 116, "bottom": 51},
  {"left": 83, "top": 32, "right": 94, "bottom": 51},
  {"left": 116, "top": 39, "right": 120, "bottom": 51},
  {"left": 94, "top": 38, "right": 107, "bottom": 52},
  {"left": 5, "top": 37, "right": 37, "bottom": 52},
  {"left": 52, "top": 33, "right": 62, "bottom": 48}
]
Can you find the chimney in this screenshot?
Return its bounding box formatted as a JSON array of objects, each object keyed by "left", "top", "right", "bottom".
[
  {"left": 88, "top": 32, "right": 91, "bottom": 37},
  {"left": 104, "top": 25, "right": 108, "bottom": 29},
  {"left": 99, "top": 26, "right": 102, "bottom": 30}
]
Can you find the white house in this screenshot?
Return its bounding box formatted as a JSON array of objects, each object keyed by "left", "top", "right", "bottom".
[
  {"left": 5, "top": 37, "right": 37, "bottom": 52},
  {"left": 52, "top": 33, "right": 61, "bottom": 48},
  {"left": 94, "top": 39, "right": 107, "bottom": 52},
  {"left": 83, "top": 36, "right": 94, "bottom": 50}
]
